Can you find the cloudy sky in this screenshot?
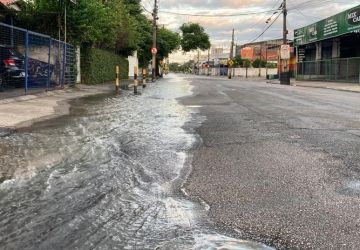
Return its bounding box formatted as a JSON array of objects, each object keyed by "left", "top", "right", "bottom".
[{"left": 141, "top": 0, "right": 360, "bottom": 62}]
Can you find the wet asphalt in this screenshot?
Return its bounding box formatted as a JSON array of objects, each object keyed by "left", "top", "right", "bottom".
[
  {"left": 0, "top": 75, "right": 273, "bottom": 250},
  {"left": 182, "top": 75, "right": 360, "bottom": 249}
]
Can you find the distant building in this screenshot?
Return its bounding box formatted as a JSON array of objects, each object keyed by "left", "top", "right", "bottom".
[
  {"left": 211, "top": 47, "right": 224, "bottom": 57},
  {"left": 0, "top": 0, "right": 20, "bottom": 24},
  {"left": 236, "top": 39, "right": 292, "bottom": 63}
]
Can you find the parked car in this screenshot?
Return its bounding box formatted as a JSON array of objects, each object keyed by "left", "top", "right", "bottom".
[{"left": 0, "top": 45, "right": 25, "bottom": 90}]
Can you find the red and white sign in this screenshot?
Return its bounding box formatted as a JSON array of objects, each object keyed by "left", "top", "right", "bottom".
[
  {"left": 151, "top": 47, "right": 157, "bottom": 54},
  {"left": 280, "top": 45, "right": 291, "bottom": 59}
]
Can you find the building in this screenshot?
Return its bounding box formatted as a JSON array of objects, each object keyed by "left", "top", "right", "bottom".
[
  {"left": 0, "top": 0, "right": 20, "bottom": 23},
  {"left": 236, "top": 39, "right": 296, "bottom": 77},
  {"left": 294, "top": 4, "right": 360, "bottom": 82},
  {"left": 236, "top": 39, "right": 291, "bottom": 63}
]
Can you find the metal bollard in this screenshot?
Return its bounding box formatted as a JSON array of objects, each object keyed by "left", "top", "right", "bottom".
[
  {"left": 142, "top": 68, "right": 147, "bottom": 88},
  {"left": 134, "top": 66, "right": 138, "bottom": 94},
  {"left": 115, "top": 65, "right": 120, "bottom": 91}
]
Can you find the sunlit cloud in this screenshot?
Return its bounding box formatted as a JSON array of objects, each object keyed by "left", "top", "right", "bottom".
[{"left": 141, "top": 0, "right": 360, "bottom": 62}]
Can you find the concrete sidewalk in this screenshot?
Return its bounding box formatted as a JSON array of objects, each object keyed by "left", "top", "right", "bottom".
[
  {"left": 0, "top": 84, "right": 116, "bottom": 129},
  {"left": 194, "top": 75, "right": 360, "bottom": 93},
  {"left": 267, "top": 79, "right": 360, "bottom": 93}
]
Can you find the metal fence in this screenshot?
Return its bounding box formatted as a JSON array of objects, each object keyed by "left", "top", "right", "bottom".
[
  {"left": 0, "top": 22, "right": 76, "bottom": 93},
  {"left": 297, "top": 57, "right": 360, "bottom": 83}
]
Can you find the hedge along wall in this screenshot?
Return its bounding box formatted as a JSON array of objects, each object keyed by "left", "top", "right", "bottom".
[{"left": 81, "top": 48, "right": 128, "bottom": 85}]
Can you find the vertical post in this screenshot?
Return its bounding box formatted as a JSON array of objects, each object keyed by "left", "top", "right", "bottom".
[
  {"left": 62, "top": 42, "right": 66, "bottom": 88},
  {"left": 134, "top": 66, "right": 138, "bottom": 94},
  {"left": 358, "top": 60, "right": 360, "bottom": 84},
  {"left": 207, "top": 49, "right": 210, "bottom": 76},
  {"left": 259, "top": 43, "right": 262, "bottom": 77},
  {"left": 346, "top": 58, "right": 349, "bottom": 81},
  {"left": 228, "top": 28, "right": 234, "bottom": 79},
  {"left": 10, "top": 17, "right": 14, "bottom": 47},
  {"left": 280, "top": 0, "right": 290, "bottom": 85},
  {"left": 152, "top": 0, "right": 158, "bottom": 82},
  {"left": 64, "top": 0, "right": 67, "bottom": 44},
  {"left": 265, "top": 42, "right": 268, "bottom": 78},
  {"left": 142, "top": 68, "right": 147, "bottom": 88},
  {"left": 47, "top": 38, "right": 52, "bottom": 90},
  {"left": 197, "top": 50, "right": 200, "bottom": 75},
  {"left": 24, "top": 31, "right": 29, "bottom": 94},
  {"left": 115, "top": 65, "right": 120, "bottom": 91},
  {"left": 295, "top": 46, "right": 298, "bottom": 80}
]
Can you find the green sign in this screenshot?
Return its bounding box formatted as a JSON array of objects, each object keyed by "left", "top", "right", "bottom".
[{"left": 294, "top": 4, "right": 360, "bottom": 46}]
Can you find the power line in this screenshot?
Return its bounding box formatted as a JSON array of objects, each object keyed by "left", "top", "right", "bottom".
[
  {"left": 158, "top": 9, "right": 278, "bottom": 17},
  {"left": 249, "top": 12, "right": 282, "bottom": 43}
]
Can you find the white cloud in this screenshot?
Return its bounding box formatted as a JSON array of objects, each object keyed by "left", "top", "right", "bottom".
[{"left": 142, "top": 0, "right": 360, "bottom": 62}]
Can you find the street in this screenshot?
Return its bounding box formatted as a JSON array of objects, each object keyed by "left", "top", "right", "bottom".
[
  {"left": 0, "top": 75, "right": 272, "bottom": 250},
  {"left": 1, "top": 74, "right": 360, "bottom": 249},
  {"left": 182, "top": 75, "right": 360, "bottom": 249}
]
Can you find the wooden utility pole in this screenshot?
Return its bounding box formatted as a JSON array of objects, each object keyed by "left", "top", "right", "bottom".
[
  {"left": 152, "top": 0, "right": 158, "bottom": 82},
  {"left": 228, "top": 28, "right": 234, "bottom": 79},
  {"left": 280, "top": 0, "right": 290, "bottom": 85}
]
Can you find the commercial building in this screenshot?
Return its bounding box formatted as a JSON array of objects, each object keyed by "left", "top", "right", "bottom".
[
  {"left": 236, "top": 39, "right": 296, "bottom": 76},
  {"left": 237, "top": 39, "right": 288, "bottom": 63},
  {"left": 294, "top": 4, "right": 360, "bottom": 82}
]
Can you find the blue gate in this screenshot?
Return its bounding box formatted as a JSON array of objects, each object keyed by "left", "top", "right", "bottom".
[{"left": 0, "top": 22, "right": 76, "bottom": 93}]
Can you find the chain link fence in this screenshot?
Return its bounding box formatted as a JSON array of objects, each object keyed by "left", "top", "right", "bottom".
[
  {"left": 0, "top": 22, "right": 76, "bottom": 93},
  {"left": 297, "top": 57, "right": 360, "bottom": 83}
]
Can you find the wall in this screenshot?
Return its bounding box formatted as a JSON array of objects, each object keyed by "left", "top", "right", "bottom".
[
  {"left": 128, "top": 51, "right": 139, "bottom": 79},
  {"left": 199, "top": 67, "right": 278, "bottom": 77}
]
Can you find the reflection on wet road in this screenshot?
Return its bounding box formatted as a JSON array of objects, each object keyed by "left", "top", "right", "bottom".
[{"left": 0, "top": 75, "right": 273, "bottom": 249}]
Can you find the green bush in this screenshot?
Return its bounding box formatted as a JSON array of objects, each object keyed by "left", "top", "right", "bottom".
[{"left": 81, "top": 48, "right": 128, "bottom": 85}]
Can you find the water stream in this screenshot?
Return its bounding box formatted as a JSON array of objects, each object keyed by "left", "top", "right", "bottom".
[{"left": 0, "top": 75, "right": 273, "bottom": 249}]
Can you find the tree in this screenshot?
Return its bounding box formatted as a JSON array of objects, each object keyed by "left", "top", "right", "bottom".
[
  {"left": 157, "top": 27, "right": 181, "bottom": 60},
  {"left": 16, "top": 1, "right": 142, "bottom": 51},
  {"left": 169, "top": 63, "right": 181, "bottom": 72},
  {"left": 233, "top": 55, "right": 243, "bottom": 67},
  {"left": 243, "top": 59, "right": 251, "bottom": 68},
  {"left": 252, "top": 59, "right": 267, "bottom": 68},
  {"left": 179, "top": 23, "right": 211, "bottom": 52}
]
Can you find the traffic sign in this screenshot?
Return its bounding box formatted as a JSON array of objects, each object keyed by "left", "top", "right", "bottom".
[
  {"left": 280, "top": 45, "right": 291, "bottom": 59},
  {"left": 151, "top": 47, "right": 157, "bottom": 54},
  {"left": 228, "top": 59, "right": 234, "bottom": 67}
]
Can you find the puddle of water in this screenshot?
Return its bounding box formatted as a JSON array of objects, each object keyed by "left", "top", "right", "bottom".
[
  {"left": 340, "top": 180, "right": 360, "bottom": 196},
  {"left": 0, "top": 74, "right": 273, "bottom": 249}
]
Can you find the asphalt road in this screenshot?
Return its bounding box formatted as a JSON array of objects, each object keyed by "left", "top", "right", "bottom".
[{"left": 181, "top": 75, "right": 360, "bottom": 249}]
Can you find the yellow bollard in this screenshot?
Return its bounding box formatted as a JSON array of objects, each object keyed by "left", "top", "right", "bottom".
[
  {"left": 134, "top": 66, "right": 138, "bottom": 94},
  {"left": 142, "top": 68, "right": 147, "bottom": 88},
  {"left": 115, "top": 65, "right": 120, "bottom": 91}
]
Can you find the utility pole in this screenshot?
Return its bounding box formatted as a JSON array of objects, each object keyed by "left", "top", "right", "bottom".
[
  {"left": 280, "top": 0, "right": 290, "bottom": 85},
  {"left": 207, "top": 49, "right": 210, "bottom": 76},
  {"left": 197, "top": 50, "right": 200, "bottom": 75},
  {"left": 265, "top": 41, "right": 268, "bottom": 77},
  {"left": 152, "top": 0, "right": 158, "bottom": 82},
  {"left": 259, "top": 43, "right": 262, "bottom": 77},
  {"left": 228, "top": 28, "right": 234, "bottom": 79}
]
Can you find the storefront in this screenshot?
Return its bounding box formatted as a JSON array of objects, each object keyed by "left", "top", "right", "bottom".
[{"left": 294, "top": 4, "right": 360, "bottom": 82}]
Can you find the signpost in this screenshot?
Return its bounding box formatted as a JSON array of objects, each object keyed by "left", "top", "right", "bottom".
[
  {"left": 294, "top": 4, "right": 360, "bottom": 46},
  {"left": 280, "top": 45, "right": 290, "bottom": 60}
]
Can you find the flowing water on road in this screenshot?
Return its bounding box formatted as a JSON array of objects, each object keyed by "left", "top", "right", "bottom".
[{"left": 0, "top": 75, "right": 273, "bottom": 250}]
